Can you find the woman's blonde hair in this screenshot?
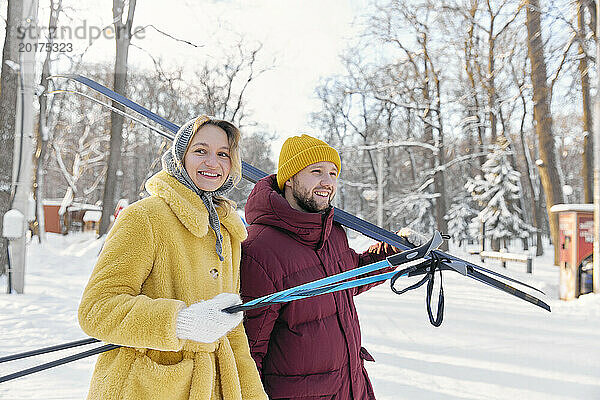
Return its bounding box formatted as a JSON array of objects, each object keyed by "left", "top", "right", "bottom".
[{"left": 190, "top": 115, "right": 242, "bottom": 186}]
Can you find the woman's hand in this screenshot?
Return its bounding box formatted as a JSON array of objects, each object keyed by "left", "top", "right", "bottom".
[{"left": 175, "top": 293, "right": 243, "bottom": 343}]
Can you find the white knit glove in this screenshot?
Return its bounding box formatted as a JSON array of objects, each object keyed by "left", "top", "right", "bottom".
[
  {"left": 398, "top": 227, "right": 427, "bottom": 247},
  {"left": 175, "top": 293, "right": 243, "bottom": 343}
]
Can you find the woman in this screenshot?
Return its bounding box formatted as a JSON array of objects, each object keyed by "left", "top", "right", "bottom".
[{"left": 78, "top": 115, "right": 267, "bottom": 400}]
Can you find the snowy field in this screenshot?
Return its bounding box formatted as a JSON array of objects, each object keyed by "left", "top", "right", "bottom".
[{"left": 0, "top": 232, "right": 599, "bottom": 400}]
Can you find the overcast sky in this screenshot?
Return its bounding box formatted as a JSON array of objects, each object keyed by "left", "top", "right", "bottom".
[{"left": 3, "top": 0, "right": 370, "bottom": 151}]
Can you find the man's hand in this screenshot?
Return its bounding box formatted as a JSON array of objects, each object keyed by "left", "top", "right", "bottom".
[
  {"left": 367, "top": 228, "right": 408, "bottom": 255},
  {"left": 367, "top": 240, "right": 400, "bottom": 255},
  {"left": 397, "top": 227, "right": 427, "bottom": 247},
  {"left": 367, "top": 228, "right": 428, "bottom": 255}
]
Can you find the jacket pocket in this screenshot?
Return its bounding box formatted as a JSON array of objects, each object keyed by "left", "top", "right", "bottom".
[
  {"left": 264, "top": 368, "right": 343, "bottom": 398},
  {"left": 123, "top": 350, "right": 194, "bottom": 400},
  {"left": 359, "top": 346, "right": 375, "bottom": 362}
]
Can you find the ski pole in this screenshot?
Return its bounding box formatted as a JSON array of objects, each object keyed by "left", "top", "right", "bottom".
[
  {"left": 0, "top": 344, "right": 118, "bottom": 383},
  {"left": 0, "top": 337, "right": 100, "bottom": 363}
]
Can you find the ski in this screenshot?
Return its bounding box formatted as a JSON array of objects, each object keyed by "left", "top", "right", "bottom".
[
  {"left": 466, "top": 268, "right": 551, "bottom": 311},
  {"left": 49, "top": 74, "right": 550, "bottom": 309}
]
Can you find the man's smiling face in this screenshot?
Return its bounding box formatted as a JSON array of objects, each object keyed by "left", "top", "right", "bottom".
[{"left": 284, "top": 161, "right": 338, "bottom": 213}]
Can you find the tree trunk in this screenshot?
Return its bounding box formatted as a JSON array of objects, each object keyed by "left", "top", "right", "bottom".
[
  {"left": 487, "top": 36, "right": 497, "bottom": 145},
  {"left": 34, "top": 0, "right": 62, "bottom": 244},
  {"left": 521, "top": 128, "right": 544, "bottom": 256},
  {"left": 505, "top": 134, "right": 530, "bottom": 252},
  {"left": 511, "top": 51, "right": 544, "bottom": 256},
  {"left": 99, "top": 0, "right": 137, "bottom": 236},
  {"left": 578, "top": 0, "right": 594, "bottom": 203},
  {"left": 463, "top": 2, "right": 485, "bottom": 170},
  {"left": 0, "top": 0, "right": 23, "bottom": 275},
  {"left": 420, "top": 39, "right": 448, "bottom": 250},
  {"left": 525, "top": 0, "right": 564, "bottom": 264},
  {"left": 433, "top": 80, "right": 448, "bottom": 251}
]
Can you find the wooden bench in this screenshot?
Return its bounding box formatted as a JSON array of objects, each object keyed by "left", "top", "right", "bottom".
[{"left": 479, "top": 250, "right": 533, "bottom": 273}]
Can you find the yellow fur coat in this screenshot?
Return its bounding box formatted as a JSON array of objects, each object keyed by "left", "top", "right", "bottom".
[{"left": 78, "top": 170, "right": 267, "bottom": 400}]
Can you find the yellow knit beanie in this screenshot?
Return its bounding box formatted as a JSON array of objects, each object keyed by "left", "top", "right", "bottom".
[{"left": 276, "top": 134, "right": 341, "bottom": 190}]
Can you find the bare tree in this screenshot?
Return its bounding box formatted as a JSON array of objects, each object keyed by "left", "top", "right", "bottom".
[
  {"left": 33, "top": 0, "right": 63, "bottom": 243},
  {"left": 311, "top": 55, "right": 394, "bottom": 227},
  {"left": 0, "top": 0, "right": 23, "bottom": 275},
  {"left": 576, "top": 0, "right": 594, "bottom": 203},
  {"left": 525, "top": 0, "right": 564, "bottom": 263},
  {"left": 370, "top": 1, "right": 449, "bottom": 246},
  {"left": 43, "top": 66, "right": 112, "bottom": 208},
  {"left": 510, "top": 55, "right": 544, "bottom": 255},
  {"left": 99, "top": 0, "right": 137, "bottom": 236},
  {"left": 480, "top": 0, "right": 522, "bottom": 145},
  {"left": 53, "top": 121, "right": 109, "bottom": 205},
  {"left": 188, "top": 41, "right": 270, "bottom": 127},
  {"left": 462, "top": 0, "right": 486, "bottom": 169}
]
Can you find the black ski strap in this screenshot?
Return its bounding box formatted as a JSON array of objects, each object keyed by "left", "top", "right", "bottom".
[
  {"left": 426, "top": 253, "right": 445, "bottom": 327},
  {"left": 390, "top": 252, "right": 447, "bottom": 327},
  {"left": 390, "top": 261, "right": 430, "bottom": 295}
]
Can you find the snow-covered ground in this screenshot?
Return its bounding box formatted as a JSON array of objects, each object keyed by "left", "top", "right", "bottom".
[{"left": 0, "top": 232, "right": 599, "bottom": 399}]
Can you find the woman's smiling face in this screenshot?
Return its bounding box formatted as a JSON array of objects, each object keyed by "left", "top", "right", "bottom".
[{"left": 183, "top": 124, "right": 232, "bottom": 192}]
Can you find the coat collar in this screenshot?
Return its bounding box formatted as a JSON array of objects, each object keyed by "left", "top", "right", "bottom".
[
  {"left": 244, "top": 174, "right": 333, "bottom": 249},
  {"left": 145, "top": 170, "right": 247, "bottom": 241}
]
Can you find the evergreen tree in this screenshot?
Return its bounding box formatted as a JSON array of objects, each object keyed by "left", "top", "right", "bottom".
[
  {"left": 465, "top": 138, "right": 535, "bottom": 247},
  {"left": 444, "top": 193, "right": 478, "bottom": 247}
]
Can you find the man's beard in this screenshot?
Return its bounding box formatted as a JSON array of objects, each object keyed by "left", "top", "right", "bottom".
[{"left": 291, "top": 183, "right": 334, "bottom": 213}]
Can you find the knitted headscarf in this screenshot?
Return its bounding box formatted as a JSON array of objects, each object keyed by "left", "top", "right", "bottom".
[{"left": 162, "top": 116, "right": 237, "bottom": 261}]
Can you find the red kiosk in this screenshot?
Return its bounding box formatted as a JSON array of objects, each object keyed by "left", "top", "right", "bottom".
[{"left": 550, "top": 204, "right": 594, "bottom": 300}]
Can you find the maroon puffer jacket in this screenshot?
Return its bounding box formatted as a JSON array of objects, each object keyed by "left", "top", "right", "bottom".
[{"left": 240, "top": 175, "right": 395, "bottom": 400}]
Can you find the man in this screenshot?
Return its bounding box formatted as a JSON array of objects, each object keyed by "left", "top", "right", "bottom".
[{"left": 240, "top": 134, "right": 403, "bottom": 400}]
